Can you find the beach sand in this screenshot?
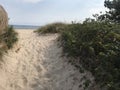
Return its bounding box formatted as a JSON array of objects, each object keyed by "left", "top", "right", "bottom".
[{"left": 0, "top": 29, "right": 94, "bottom": 90}]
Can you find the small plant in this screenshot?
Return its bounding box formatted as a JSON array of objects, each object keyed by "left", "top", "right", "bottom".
[
  {"left": 0, "top": 25, "right": 18, "bottom": 58},
  {"left": 1, "top": 26, "right": 18, "bottom": 49},
  {"left": 83, "top": 79, "right": 91, "bottom": 90}
]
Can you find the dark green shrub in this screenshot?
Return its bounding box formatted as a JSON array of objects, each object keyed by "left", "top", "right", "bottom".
[
  {"left": 60, "top": 21, "right": 120, "bottom": 90},
  {"left": 35, "top": 20, "right": 120, "bottom": 89},
  {"left": 0, "top": 25, "right": 18, "bottom": 51},
  {"left": 1, "top": 26, "right": 18, "bottom": 49}
]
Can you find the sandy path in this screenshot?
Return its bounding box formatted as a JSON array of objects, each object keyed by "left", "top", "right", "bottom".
[{"left": 0, "top": 30, "right": 93, "bottom": 90}]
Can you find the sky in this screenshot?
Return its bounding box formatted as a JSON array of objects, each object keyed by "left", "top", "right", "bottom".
[{"left": 1, "top": 0, "right": 106, "bottom": 25}]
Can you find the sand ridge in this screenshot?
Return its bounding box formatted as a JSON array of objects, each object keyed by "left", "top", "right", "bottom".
[{"left": 0, "top": 29, "right": 93, "bottom": 90}]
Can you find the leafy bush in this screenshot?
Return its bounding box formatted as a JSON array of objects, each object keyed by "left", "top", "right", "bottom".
[
  {"left": 35, "top": 20, "right": 120, "bottom": 89},
  {"left": 60, "top": 21, "right": 120, "bottom": 90},
  {"left": 35, "top": 22, "right": 67, "bottom": 34},
  {"left": 0, "top": 26, "right": 18, "bottom": 57}
]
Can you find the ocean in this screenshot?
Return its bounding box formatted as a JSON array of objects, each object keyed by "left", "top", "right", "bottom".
[{"left": 12, "top": 25, "right": 40, "bottom": 29}]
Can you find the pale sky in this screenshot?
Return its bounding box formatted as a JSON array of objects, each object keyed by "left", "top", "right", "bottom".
[{"left": 1, "top": 0, "right": 106, "bottom": 25}]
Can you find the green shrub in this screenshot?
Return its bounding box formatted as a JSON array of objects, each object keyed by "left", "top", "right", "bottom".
[
  {"left": 35, "top": 20, "right": 120, "bottom": 89},
  {"left": 1, "top": 26, "right": 18, "bottom": 49},
  {"left": 0, "top": 25, "right": 18, "bottom": 55},
  {"left": 60, "top": 21, "right": 120, "bottom": 90},
  {"left": 35, "top": 22, "right": 67, "bottom": 34}
]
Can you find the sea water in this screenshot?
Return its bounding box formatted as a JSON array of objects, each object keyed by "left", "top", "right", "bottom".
[{"left": 12, "top": 25, "right": 40, "bottom": 29}]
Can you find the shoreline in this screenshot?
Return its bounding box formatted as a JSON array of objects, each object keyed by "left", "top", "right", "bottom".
[{"left": 15, "top": 29, "right": 36, "bottom": 31}]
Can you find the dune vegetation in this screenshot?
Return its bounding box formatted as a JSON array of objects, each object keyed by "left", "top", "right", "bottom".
[
  {"left": 35, "top": 22, "right": 67, "bottom": 34},
  {"left": 0, "top": 26, "right": 18, "bottom": 58},
  {"left": 36, "top": 0, "right": 120, "bottom": 89},
  {"left": 60, "top": 21, "right": 120, "bottom": 90},
  {"left": 36, "top": 20, "right": 120, "bottom": 90}
]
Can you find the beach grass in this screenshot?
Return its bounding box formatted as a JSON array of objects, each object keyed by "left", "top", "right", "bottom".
[{"left": 35, "top": 22, "right": 67, "bottom": 34}]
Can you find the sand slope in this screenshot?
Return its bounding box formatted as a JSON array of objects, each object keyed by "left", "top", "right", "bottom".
[{"left": 0, "top": 30, "right": 94, "bottom": 90}]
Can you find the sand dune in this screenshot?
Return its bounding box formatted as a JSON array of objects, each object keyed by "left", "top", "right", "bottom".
[
  {"left": 0, "top": 30, "right": 94, "bottom": 90},
  {"left": 0, "top": 5, "right": 8, "bottom": 34}
]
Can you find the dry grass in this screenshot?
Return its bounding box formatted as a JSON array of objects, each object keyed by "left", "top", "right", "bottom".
[{"left": 0, "top": 5, "right": 8, "bottom": 34}]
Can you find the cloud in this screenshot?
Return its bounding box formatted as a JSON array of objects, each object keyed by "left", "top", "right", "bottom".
[{"left": 22, "top": 0, "right": 43, "bottom": 3}]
